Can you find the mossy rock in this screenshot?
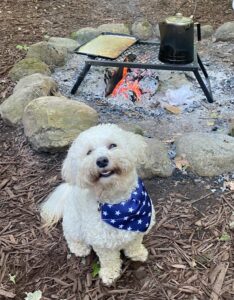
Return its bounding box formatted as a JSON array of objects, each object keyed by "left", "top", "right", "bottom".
[
  {"left": 9, "top": 58, "right": 51, "bottom": 82},
  {"left": 26, "top": 41, "right": 68, "bottom": 70},
  {"left": 131, "top": 19, "right": 153, "bottom": 40},
  {"left": 71, "top": 27, "right": 101, "bottom": 44}
]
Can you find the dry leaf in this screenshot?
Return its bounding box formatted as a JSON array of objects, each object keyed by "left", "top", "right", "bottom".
[
  {"left": 164, "top": 104, "right": 181, "bottom": 114},
  {"left": 225, "top": 181, "right": 234, "bottom": 191},
  {"left": 171, "top": 264, "right": 187, "bottom": 269},
  {"left": 207, "top": 120, "right": 215, "bottom": 126},
  {"left": 175, "top": 155, "right": 190, "bottom": 170}
]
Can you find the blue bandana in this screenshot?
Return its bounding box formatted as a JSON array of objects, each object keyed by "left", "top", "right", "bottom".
[{"left": 100, "top": 178, "right": 152, "bottom": 232}]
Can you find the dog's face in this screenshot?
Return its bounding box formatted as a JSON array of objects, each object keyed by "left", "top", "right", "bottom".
[{"left": 62, "top": 124, "right": 146, "bottom": 189}]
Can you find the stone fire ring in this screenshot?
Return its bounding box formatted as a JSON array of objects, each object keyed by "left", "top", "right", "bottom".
[{"left": 0, "top": 21, "right": 234, "bottom": 178}]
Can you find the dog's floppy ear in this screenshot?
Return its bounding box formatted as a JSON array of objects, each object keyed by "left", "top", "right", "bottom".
[
  {"left": 62, "top": 152, "right": 78, "bottom": 185},
  {"left": 62, "top": 141, "right": 81, "bottom": 185},
  {"left": 125, "top": 131, "right": 148, "bottom": 165}
]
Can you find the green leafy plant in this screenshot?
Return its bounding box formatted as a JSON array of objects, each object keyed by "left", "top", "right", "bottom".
[
  {"left": 91, "top": 261, "right": 100, "bottom": 277},
  {"left": 16, "top": 44, "right": 29, "bottom": 51},
  {"left": 219, "top": 232, "right": 231, "bottom": 241}
]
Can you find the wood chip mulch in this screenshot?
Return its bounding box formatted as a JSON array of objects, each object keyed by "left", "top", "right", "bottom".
[{"left": 0, "top": 120, "right": 233, "bottom": 300}]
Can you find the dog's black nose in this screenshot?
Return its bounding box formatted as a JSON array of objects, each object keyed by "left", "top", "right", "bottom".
[{"left": 96, "top": 157, "right": 109, "bottom": 168}]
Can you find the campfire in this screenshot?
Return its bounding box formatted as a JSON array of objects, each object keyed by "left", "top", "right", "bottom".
[{"left": 104, "top": 54, "right": 159, "bottom": 103}]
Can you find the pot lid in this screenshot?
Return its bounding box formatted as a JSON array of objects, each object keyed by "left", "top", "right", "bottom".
[{"left": 164, "top": 13, "right": 193, "bottom": 25}]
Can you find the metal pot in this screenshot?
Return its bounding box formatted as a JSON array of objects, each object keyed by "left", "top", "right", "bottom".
[{"left": 158, "top": 13, "right": 198, "bottom": 64}]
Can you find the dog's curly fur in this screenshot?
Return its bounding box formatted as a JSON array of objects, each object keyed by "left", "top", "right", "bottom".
[{"left": 41, "top": 124, "right": 155, "bottom": 285}]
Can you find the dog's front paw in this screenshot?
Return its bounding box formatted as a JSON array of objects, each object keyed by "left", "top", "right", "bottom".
[
  {"left": 99, "top": 267, "right": 121, "bottom": 286},
  {"left": 68, "top": 241, "right": 91, "bottom": 257},
  {"left": 125, "top": 244, "right": 148, "bottom": 262}
]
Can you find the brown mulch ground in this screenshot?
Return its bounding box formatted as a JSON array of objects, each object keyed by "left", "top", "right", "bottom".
[
  {"left": 0, "top": 0, "right": 234, "bottom": 299},
  {"left": 0, "top": 119, "right": 233, "bottom": 299}
]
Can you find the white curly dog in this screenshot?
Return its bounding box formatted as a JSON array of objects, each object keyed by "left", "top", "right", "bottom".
[{"left": 41, "top": 124, "right": 155, "bottom": 285}]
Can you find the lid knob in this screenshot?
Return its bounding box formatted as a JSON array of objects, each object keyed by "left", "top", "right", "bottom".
[{"left": 175, "top": 13, "right": 183, "bottom": 17}]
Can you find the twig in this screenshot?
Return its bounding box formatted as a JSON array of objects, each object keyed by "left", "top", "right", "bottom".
[
  {"left": 210, "top": 262, "right": 229, "bottom": 300},
  {"left": 222, "top": 195, "right": 234, "bottom": 210},
  {"left": 190, "top": 192, "right": 213, "bottom": 204}
]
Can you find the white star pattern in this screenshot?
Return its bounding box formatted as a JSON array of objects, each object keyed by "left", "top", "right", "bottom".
[{"left": 100, "top": 178, "right": 152, "bottom": 233}]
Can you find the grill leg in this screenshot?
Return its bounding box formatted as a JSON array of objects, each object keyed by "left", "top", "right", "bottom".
[
  {"left": 194, "top": 54, "right": 213, "bottom": 103},
  {"left": 71, "top": 63, "right": 91, "bottom": 95}
]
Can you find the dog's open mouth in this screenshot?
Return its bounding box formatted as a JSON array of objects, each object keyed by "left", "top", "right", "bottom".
[{"left": 99, "top": 170, "right": 115, "bottom": 178}]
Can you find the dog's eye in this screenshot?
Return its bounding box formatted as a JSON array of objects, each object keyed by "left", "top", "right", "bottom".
[
  {"left": 87, "top": 150, "right": 92, "bottom": 155},
  {"left": 108, "top": 143, "right": 117, "bottom": 149}
]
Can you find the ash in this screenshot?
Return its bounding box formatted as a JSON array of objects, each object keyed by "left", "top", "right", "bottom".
[{"left": 52, "top": 40, "right": 234, "bottom": 138}]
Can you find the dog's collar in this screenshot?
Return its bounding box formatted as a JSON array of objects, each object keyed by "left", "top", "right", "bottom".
[{"left": 99, "top": 178, "right": 152, "bottom": 232}]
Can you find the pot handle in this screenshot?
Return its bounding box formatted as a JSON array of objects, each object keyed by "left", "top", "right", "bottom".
[{"left": 195, "top": 22, "right": 201, "bottom": 41}]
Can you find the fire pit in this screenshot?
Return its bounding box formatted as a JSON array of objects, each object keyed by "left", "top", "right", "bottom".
[{"left": 71, "top": 38, "right": 213, "bottom": 103}]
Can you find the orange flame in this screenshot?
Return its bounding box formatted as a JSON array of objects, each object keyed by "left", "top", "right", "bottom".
[{"left": 111, "top": 67, "right": 142, "bottom": 101}]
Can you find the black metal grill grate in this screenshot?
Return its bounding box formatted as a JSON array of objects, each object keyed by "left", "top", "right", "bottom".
[{"left": 95, "top": 42, "right": 197, "bottom": 67}]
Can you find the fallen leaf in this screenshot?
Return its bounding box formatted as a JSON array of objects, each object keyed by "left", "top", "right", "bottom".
[
  {"left": 9, "top": 273, "right": 16, "bottom": 284},
  {"left": 175, "top": 155, "right": 190, "bottom": 170},
  {"left": 0, "top": 289, "right": 16, "bottom": 298},
  {"left": 24, "top": 290, "right": 42, "bottom": 300},
  {"left": 171, "top": 264, "right": 187, "bottom": 269},
  {"left": 164, "top": 104, "right": 181, "bottom": 114},
  {"left": 207, "top": 120, "right": 215, "bottom": 126},
  {"left": 225, "top": 181, "right": 234, "bottom": 191}
]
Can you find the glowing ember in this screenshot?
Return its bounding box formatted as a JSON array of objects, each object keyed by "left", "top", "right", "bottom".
[{"left": 111, "top": 67, "right": 142, "bottom": 102}]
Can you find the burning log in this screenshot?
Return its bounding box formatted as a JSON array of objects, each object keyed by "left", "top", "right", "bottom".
[
  {"left": 104, "top": 53, "right": 159, "bottom": 103},
  {"left": 104, "top": 54, "right": 136, "bottom": 97}
]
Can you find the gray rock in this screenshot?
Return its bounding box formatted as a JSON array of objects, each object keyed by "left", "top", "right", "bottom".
[
  {"left": 48, "top": 37, "right": 79, "bottom": 52},
  {"left": 131, "top": 19, "right": 153, "bottom": 40},
  {"left": 176, "top": 133, "right": 234, "bottom": 176},
  {"left": 228, "top": 118, "right": 234, "bottom": 137},
  {"left": 13, "top": 73, "right": 57, "bottom": 93},
  {"left": 97, "top": 23, "right": 130, "bottom": 35},
  {"left": 23, "top": 96, "right": 99, "bottom": 152},
  {"left": 153, "top": 24, "right": 160, "bottom": 39},
  {"left": 117, "top": 122, "right": 144, "bottom": 136},
  {"left": 201, "top": 25, "right": 214, "bottom": 39},
  {"left": 0, "top": 75, "right": 57, "bottom": 125},
  {"left": 26, "top": 41, "right": 68, "bottom": 70},
  {"left": 214, "top": 22, "right": 234, "bottom": 42},
  {"left": 71, "top": 27, "right": 101, "bottom": 44},
  {"left": 9, "top": 58, "right": 51, "bottom": 81},
  {"left": 138, "top": 137, "right": 174, "bottom": 179}
]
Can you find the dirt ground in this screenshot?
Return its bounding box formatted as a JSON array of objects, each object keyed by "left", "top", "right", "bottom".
[{"left": 0, "top": 1, "right": 234, "bottom": 299}]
